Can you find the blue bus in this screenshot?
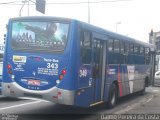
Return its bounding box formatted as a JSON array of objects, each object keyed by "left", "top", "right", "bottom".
[{"left": 2, "top": 16, "right": 155, "bottom": 108}]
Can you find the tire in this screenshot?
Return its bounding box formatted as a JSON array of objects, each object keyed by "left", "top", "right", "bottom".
[{"left": 107, "top": 83, "right": 117, "bottom": 109}]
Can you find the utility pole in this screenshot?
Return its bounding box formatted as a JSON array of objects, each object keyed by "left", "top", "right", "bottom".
[
  {"left": 88, "top": 0, "right": 90, "bottom": 24},
  {"left": 19, "top": 0, "right": 45, "bottom": 16},
  {"left": 28, "top": 0, "right": 30, "bottom": 16},
  {"left": 116, "top": 21, "right": 121, "bottom": 32},
  {"left": 19, "top": 0, "right": 27, "bottom": 16}
]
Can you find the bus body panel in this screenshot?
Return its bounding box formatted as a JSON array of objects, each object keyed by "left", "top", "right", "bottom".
[
  {"left": 106, "top": 64, "right": 150, "bottom": 96},
  {"left": 5, "top": 53, "right": 70, "bottom": 90},
  {"left": 3, "top": 17, "right": 78, "bottom": 105}
]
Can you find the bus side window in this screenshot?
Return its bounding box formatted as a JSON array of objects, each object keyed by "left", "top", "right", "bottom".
[
  {"left": 80, "top": 30, "right": 92, "bottom": 64},
  {"left": 120, "top": 41, "right": 124, "bottom": 53},
  {"left": 120, "top": 41, "right": 125, "bottom": 64},
  {"left": 134, "top": 44, "right": 140, "bottom": 54},
  {"left": 140, "top": 46, "right": 145, "bottom": 64},
  {"left": 82, "top": 31, "right": 91, "bottom": 48},
  {"left": 108, "top": 39, "right": 113, "bottom": 52},
  {"left": 81, "top": 49, "right": 91, "bottom": 64},
  {"left": 114, "top": 40, "right": 119, "bottom": 53},
  {"left": 124, "top": 43, "right": 129, "bottom": 64},
  {"left": 130, "top": 44, "right": 134, "bottom": 53},
  {"left": 108, "top": 39, "right": 120, "bottom": 64},
  {"left": 145, "top": 47, "right": 150, "bottom": 64},
  {"left": 124, "top": 43, "right": 129, "bottom": 54},
  {"left": 108, "top": 39, "right": 113, "bottom": 64},
  {"left": 140, "top": 46, "right": 144, "bottom": 54},
  {"left": 128, "top": 43, "right": 134, "bottom": 64}
]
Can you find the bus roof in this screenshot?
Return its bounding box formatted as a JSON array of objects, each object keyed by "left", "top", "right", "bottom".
[
  {"left": 77, "top": 20, "right": 155, "bottom": 49},
  {"left": 9, "top": 16, "right": 155, "bottom": 50},
  {"left": 10, "top": 16, "right": 72, "bottom": 23}
]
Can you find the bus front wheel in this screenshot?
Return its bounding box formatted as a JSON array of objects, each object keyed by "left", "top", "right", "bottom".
[{"left": 107, "top": 83, "right": 117, "bottom": 109}]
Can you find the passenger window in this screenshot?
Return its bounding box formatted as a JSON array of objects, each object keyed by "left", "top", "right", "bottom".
[
  {"left": 80, "top": 30, "right": 92, "bottom": 64},
  {"left": 145, "top": 47, "right": 150, "bottom": 54},
  {"left": 124, "top": 43, "right": 129, "bottom": 53},
  {"left": 81, "top": 49, "right": 91, "bottom": 64},
  {"left": 114, "top": 40, "right": 119, "bottom": 53},
  {"left": 97, "top": 40, "right": 101, "bottom": 48},
  {"left": 145, "top": 47, "right": 150, "bottom": 64},
  {"left": 108, "top": 39, "right": 113, "bottom": 51},
  {"left": 93, "top": 39, "right": 97, "bottom": 50},
  {"left": 120, "top": 41, "right": 124, "bottom": 53},
  {"left": 130, "top": 44, "right": 134, "bottom": 53},
  {"left": 140, "top": 46, "right": 144, "bottom": 54},
  {"left": 81, "top": 31, "right": 91, "bottom": 48},
  {"left": 134, "top": 45, "right": 139, "bottom": 53}
]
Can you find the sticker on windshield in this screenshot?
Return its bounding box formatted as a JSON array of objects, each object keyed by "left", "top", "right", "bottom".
[{"left": 13, "top": 55, "right": 26, "bottom": 63}]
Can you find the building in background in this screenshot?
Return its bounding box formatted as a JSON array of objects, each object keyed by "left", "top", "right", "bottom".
[{"left": 149, "top": 30, "right": 160, "bottom": 72}]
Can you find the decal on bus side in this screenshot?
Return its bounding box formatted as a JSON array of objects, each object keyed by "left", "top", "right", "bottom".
[
  {"left": 127, "top": 65, "right": 135, "bottom": 93},
  {"left": 79, "top": 69, "right": 87, "bottom": 77},
  {"left": 13, "top": 55, "right": 26, "bottom": 72},
  {"left": 37, "top": 58, "right": 59, "bottom": 76},
  {"left": 14, "top": 62, "right": 25, "bottom": 72},
  {"left": 37, "top": 67, "right": 59, "bottom": 76},
  {"left": 13, "top": 55, "right": 26, "bottom": 63}
]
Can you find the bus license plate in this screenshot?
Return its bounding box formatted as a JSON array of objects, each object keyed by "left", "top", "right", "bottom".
[{"left": 28, "top": 80, "right": 40, "bottom": 86}]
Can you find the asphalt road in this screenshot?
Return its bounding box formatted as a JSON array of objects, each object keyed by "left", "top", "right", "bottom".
[
  {"left": 0, "top": 87, "right": 159, "bottom": 120},
  {"left": 125, "top": 86, "right": 160, "bottom": 114}
]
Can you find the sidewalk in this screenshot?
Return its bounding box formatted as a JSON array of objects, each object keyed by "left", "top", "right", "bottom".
[{"left": 146, "top": 86, "right": 160, "bottom": 93}]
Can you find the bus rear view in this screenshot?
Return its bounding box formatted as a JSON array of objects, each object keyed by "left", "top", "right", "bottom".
[
  {"left": 3, "top": 16, "right": 154, "bottom": 108},
  {"left": 2, "top": 17, "right": 76, "bottom": 105}
]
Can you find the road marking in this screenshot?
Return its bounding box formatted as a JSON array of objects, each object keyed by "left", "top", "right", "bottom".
[
  {"left": 0, "top": 101, "right": 42, "bottom": 111},
  {"left": 153, "top": 90, "right": 159, "bottom": 92},
  {"left": 142, "top": 95, "right": 154, "bottom": 105}
]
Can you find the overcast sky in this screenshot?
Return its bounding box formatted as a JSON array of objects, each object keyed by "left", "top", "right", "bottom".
[{"left": 0, "top": 0, "right": 160, "bottom": 43}]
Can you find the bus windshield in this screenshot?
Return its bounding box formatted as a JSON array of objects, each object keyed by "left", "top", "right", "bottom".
[{"left": 11, "top": 21, "right": 69, "bottom": 52}]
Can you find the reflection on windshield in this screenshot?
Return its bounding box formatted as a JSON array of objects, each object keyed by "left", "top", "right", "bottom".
[{"left": 12, "top": 21, "right": 69, "bottom": 52}]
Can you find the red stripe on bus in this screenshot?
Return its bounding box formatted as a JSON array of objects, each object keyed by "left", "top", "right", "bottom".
[{"left": 118, "top": 66, "right": 123, "bottom": 97}]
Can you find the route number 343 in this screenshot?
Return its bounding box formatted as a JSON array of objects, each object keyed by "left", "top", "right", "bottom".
[{"left": 47, "top": 63, "right": 58, "bottom": 69}]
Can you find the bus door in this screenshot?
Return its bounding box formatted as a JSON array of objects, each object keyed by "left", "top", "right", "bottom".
[{"left": 92, "top": 35, "right": 107, "bottom": 103}]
